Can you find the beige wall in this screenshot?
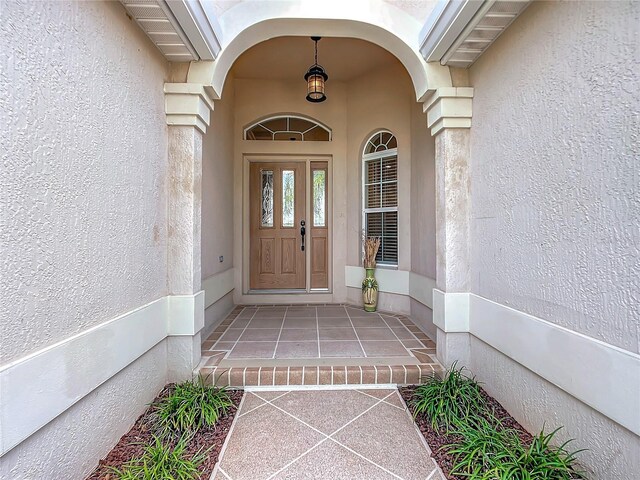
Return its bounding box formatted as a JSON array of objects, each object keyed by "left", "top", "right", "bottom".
[
  {"left": 346, "top": 62, "right": 414, "bottom": 271},
  {"left": 202, "top": 77, "right": 236, "bottom": 279},
  {"left": 1, "top": 0, "right": 170, "bottom": 364},
  {"left": 1, "top": 1, "right": 170, "bottom": 477},
  {"left": 468, "top": 0, "right": 639, "bottom": 354},
  {"left": 410, "top": 103, "right": 436, "bottom": 279},
  {"left": 200, "top": 76, "right": 236, "bottom": 334},
  {"left": 466, "top": 1, "right": 640, "bottom": 477}
]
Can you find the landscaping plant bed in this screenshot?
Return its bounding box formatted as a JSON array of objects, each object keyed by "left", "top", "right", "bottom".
[
  {"left": 400, "top": 386, "right": 533, "bottom": 479},
  {"left": 87, "top": 384, "right": 243, "bottom": 480},
  {"left": 400, "top": 364, "right": 585, "bottom": 480}
]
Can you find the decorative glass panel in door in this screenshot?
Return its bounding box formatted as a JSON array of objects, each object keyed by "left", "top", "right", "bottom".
[
  {"left": 261, "top": 170, "right": 274, "bottom": 227},
  {"left": 282, "top": 170, "right": 295, "bottom": 227},
  {"left": 312, "top": 169, "right": 326, "bottom": 227},
  {"left": 310, "top": 162, "right": 328, "bottom": 289}
]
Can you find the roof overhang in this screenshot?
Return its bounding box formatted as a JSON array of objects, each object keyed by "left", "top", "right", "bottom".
[
  {"left": 120, "top": 0, "right": 222, "bottom": 61},
  {"left": 420, "top": 0, "right": 531, "bottom": 68}
]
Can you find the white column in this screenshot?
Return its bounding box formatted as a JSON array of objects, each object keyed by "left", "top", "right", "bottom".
[
  {"left": 164, "top": 83, "right": 214, "bottom": 380},
  {"left": 424, "top": 87, "right": 473, "bottom": 366}
]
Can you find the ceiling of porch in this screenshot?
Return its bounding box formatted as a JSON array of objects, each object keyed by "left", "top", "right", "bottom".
[{"left": 231, "top": 37, "right": 401, "bottom": 82}]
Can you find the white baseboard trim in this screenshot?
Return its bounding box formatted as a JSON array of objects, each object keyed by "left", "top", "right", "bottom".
[
  {"left": 409, "top": 272, "right": 437, "bottom": 309},
  {"left": 202, "top": 268, "right": 235, "bottom": 309},
  {"left": 0, "top": 292, "right": 205, "bottom": 456},
  {"left": 433, "top": 290, "right": 640, "bottom": 436},
  {"left": 345, "top": 266, "right": 409, "bottom": 295},
  {"left": 344, "top": 266, "right": 436, "bottom": 309}
]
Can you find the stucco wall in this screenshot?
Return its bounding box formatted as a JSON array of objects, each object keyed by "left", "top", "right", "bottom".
[
  {"left": 0, "top": 341, "right": 167, "bottom": 480},
  {"left": 0, "top": 0, "right": 170, "bottom": 364},
  {"left": 465, "top": 1, "right": 640, "bottom": 477},
  {"left": 468, "top": 0, "right": 639, "bottom": 353},
  {"left": 202, "top": 77, "right": 235, "bottom": 279},
  {"left": 410, "top": 102, "right": 436, "bottom": 279}
]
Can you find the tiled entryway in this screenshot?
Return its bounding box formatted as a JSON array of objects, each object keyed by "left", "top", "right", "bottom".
[
  {"left": 198, "top": 305, "right": 442, "bottom": 387},
  {"left": 211, "top": 305, "right": 424, "bottom": 360},
  {"left": 213, "top": 389, "right": 446, "bottom": 480}
]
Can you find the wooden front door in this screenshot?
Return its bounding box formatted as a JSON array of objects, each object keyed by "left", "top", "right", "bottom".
[{"left": 250, "top": 162, "right": 306, "bottom": 289}]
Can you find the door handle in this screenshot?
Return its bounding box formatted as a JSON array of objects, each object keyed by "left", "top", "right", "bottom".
[{"left": 300, "top": 220, "right": 306, "bottom": 251}]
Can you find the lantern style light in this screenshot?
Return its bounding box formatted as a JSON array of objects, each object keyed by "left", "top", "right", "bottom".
[{"left": 304, "top": 37, "right": 328, "bottom": 103}]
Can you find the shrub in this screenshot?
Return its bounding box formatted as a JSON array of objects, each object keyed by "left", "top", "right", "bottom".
[
  {"left": 110, "top": 436, "right": 205, "bottom": 480},
  {"left": 449, "top": 419, "right": 585, "bottom": 480},
  {"left": 410, "top": 361, "right": 486, "bottom": 432},
  {"left": 507, "top": 427, "right": 585, "bottom": 480},
  {"left": 153, "top": 375, "right": 233, "bottom": 438},
  {"left": 448, "top": 416, "right": 527, "bottom": 477}
]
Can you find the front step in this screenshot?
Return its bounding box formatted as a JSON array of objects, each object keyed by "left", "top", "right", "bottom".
[{"left": 200, "top": 362, "right": 442, "bottom": 388}]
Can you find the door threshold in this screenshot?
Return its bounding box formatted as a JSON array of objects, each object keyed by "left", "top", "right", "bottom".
[{"left": 247, "top": 289, "right": 308, "bottom": 295}]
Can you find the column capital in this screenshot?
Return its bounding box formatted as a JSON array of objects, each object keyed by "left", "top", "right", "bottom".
[
  {"left": 423, "top": 87, "right": 474, "bottom": 136},
  {"left": 164, "top": 83, "right": 215, "bottom": 134}
]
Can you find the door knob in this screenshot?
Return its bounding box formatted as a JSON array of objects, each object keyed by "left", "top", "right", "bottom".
[{"left": 300, "top": 220, "right": 306, "bottom": 251}]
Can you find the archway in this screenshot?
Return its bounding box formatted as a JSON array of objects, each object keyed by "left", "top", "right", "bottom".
[{"left": 185, "top": 17, "right": 453, "bottom": 102}]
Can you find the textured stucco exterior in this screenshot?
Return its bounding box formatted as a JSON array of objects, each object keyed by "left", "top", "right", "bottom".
[
  {"left": 0, "top": 342, "right": 167, "bottom": 480},
  {"left": 0, "top": 0, "right": 170, "bottom": 364},
  {"left": 464, "top": 1, "right": 640, "bottom": 478},
  {"left": 0, "top": 0, "right": 172, "bottom": 475},
  {"left": 2, "top": 1, "right": 637, "bottom": 478},
  {"left": 168, "top": 126, "right": 202, "bottom": 294},
  {"left": 435, "top": 129, "right": 471, "bottom": 293},
  {"left": 468, "top": 337, "right": 640, "bottom": 479},
  {"left": 468, "top": 0, "right": 640, "bottom": 353}
]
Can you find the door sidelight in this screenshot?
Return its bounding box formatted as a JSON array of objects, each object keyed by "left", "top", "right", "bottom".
[{"left": 300, "top": 220, "right": 306, "bottom": 251}]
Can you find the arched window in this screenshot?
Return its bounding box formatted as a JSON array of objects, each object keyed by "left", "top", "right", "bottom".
[
  {"left": 362, "top": 131, "right": 398, "bottom": 265},
  {"left": 244, "top": 115, "right": 331, "bottom": 141}
]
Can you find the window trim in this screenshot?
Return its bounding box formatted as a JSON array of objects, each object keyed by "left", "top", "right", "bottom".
[{"left": 362, "top": 131, "right": 398, "bottom": 267}]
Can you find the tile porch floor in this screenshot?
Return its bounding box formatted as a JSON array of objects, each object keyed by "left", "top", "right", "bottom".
[
  {"left": 198, "top": 305, "right": 442, "bottom": 387},
  {"left": 212, "top": 389, "right": 446, "bottom": 480}
]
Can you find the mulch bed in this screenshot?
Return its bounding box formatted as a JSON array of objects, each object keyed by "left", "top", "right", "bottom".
[
  {"left": 86, "top": 385, "right": 243, "bottom": 480},
  {"left": 400, "top": 386, "right": 533, "bottom": 480}
]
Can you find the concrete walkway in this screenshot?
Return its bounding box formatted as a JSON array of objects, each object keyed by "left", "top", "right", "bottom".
[{"left": 213, "top": 389, "right": 446, "bottom": 480}]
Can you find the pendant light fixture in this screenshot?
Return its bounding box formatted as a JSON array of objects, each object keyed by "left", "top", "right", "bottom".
[{"left": 304, "top": 36, "right": 328, "bottom": 103}]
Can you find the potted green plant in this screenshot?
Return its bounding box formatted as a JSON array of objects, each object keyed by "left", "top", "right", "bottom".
[{"left": 362, "top": 236, "right": 381, "bottom": 312}]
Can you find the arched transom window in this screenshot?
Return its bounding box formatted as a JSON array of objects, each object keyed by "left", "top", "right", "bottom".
[
  {"left": 362, "top": 130, "right": 398, "bottom": 265},
  {"left": 364, "top": 131, "right": 397, "bottom": 153},
  {"left": 244, "top": 115, "right": 331, "bottom": 141}
]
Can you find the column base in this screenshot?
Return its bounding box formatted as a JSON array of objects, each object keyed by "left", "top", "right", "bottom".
[{"left": 436, "top": 328, "right": 470, "bottom": 368}]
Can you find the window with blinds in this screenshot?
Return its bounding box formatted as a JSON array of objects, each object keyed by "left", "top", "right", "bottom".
[{"left": 363, "top": 131, "right": 398, "bottom": 265}]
